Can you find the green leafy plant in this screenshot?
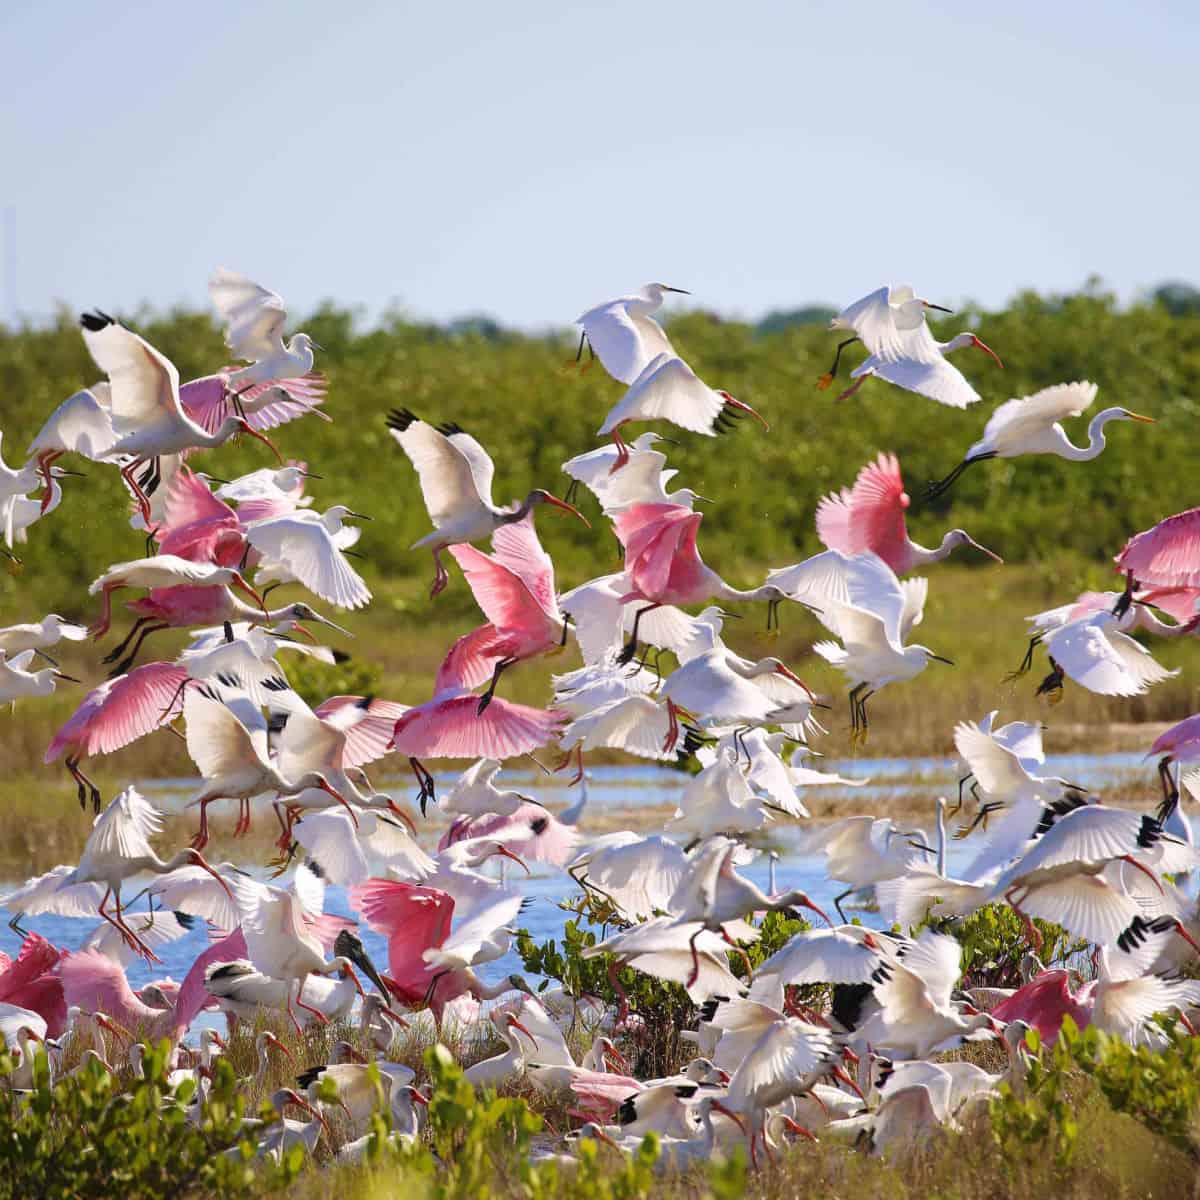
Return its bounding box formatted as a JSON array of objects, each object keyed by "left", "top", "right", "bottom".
[{"left": 0, "top": 1041, "right": 302, "bottom": 1200}]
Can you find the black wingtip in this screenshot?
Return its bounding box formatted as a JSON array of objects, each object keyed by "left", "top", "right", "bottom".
[
  {"left": 386, "top": 407, "right": 420, "bottom": 433},
  {"left": 295, "top": 1065, "right": 325, "bottom": 1090},
  {"left": 436, "top": 421, "right": 466, "bottom": 438},
  {"left": 79, "top": 309, "right": 116, "bottom": 333}
]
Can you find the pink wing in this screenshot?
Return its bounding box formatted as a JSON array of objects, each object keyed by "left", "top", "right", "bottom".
[
  {"left": 1116, "top": 507, "right": 1200, "bottom": 588},
  {"left": 229, "top": 371, "right": 329, "bottom": 432},
  {"left": 156, "top": 466, "right": 238, "bottom": 535},
  {"left": 490, "top": 515, "right": 558, "bottom": 615},
  {"left": 449, "top": 542, "right": 551, "bottom": 628},
  {"left": 434, "top": 624, "right": 506, "bottom": 694},
  {"left": 1150, "top": 713, "right": 1200, "bottom": 757},
  {"left": 302, "top": 911, "right": 357, "bottom": 951},
  {"left": 128, "top": 585, "right": 234, "bottom": 626},
  {"left": 57, "top": 948, "right": 162, "bottom": 1030},
  {"left": 1138, "top": 586, "right": 1200, "bottom": 623},
  {"left": 45, "top": 662, "right": 188, "bottom": 762},
  {"left": 314, "top": 695, "right": 411, "bottom": 768},
  {"left": 847, "top": 452, "right": 911, "bottom": 573},
  {"left": 460, "top": 802, "right": 579, "bottom": 866},
  {"left": 570, "top": 1070, "right": 642, "bottom": 1118},
  {"left": 613, "top": 502, "right": 692, "bottom": 565},
  {"left": 347, "top": 879, "right": 454, "bottom": 988},
  {"left": 1066, "top": 591, "right": 1119, "bottom": 622},
  {"left": 390, "top": 697, "right": 566, "bottom": 760},
  {"left": 990, "top": 970, "right": 1091, "bottom": 1044},
  {"left": 814, "top": 486, "right": 855, "bottom": 553},
  {"left": 170, "top": 927, "right": 248, "bottom": 1040},
  {"left": 662, "top": 511, "right": 709, "bottom": 598},
  {"left": 179, "top": 375, "right": 230, "bottom": 435},
  {"left": 0, "top": 934, "right": 66, "bottom": 1037}
]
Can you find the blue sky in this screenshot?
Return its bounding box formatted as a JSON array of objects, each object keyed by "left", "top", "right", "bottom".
[{"left": 4, "top": 2, "right": 1197, "bottom": 327}]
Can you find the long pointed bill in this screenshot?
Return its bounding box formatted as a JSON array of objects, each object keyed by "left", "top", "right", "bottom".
[
  {"left": 409, "top": 1087, "right": 430, "bottom": 1107},
  {"left": 924, "top": 302, "right": 954, "bottom": 314},
  {"left": 320, "top": 780, "right": 359, "bottom": 829},
  {"left": 1125, "top": 412, "right": 1156, "bottom": 423},
  {"left": 387, "top": 798, "right": 418, "bottom": 835},
  {"left": 928, "top": 654, "right": 954, "bottom": 666},
  {"left": 192, "top": 853, "right": 235, "bottom": 900},
  {"left": 382, "top": 1006, "right": 411, "bottom": 1029},
  {"left": 662, "top": 287, "right": 691, "bottom": 295},
  {"left": 543, "top": 494, "right": 591, "bottom": 529},
  {"left": 782, "top": 1115, "right": 819, "bottom": 1142},
  {"left": 231, "top": 574, "right": 271, "bottom": 620},
  {"left": 720, "top": 392, "right": 770, "bottom": 431},
  {"left": 96, "top": 1013, "right": 135, "bottom": 1042},
  {"left": 495, "top": 845, "right": 531, "bottom": 876},
  {"left": 1171, "top": 918, "right": 1200, "bottom": 957},
  {"left": 799, "top": 895, "right": 832, "bottom": 926},
  {"left": 604, "top": 1044, "right": 631, "bottom": 1074},
  {"left": 309, "top": 612, "right": 352, "bottom": 637},
  {"left": 53, "top": 671, "right": 82, "bottom": 683},
  {"left": 291, "top": 623, "right": 319, "bottom": 644},
  {"left": 967, "top": 537, "right": 1004, "bottom": 564},
  {"left": 238, "top": 421, "right": 285, "bottom": 465},
  {"left": 971, "top": 337, "right": 1004, "bottom": 368},
  {"left": 773, "top": 663, "right": 813, "bottom": 695},
  {"left": 508, "top": 1016, "right": 538, "bottom": 1053}
]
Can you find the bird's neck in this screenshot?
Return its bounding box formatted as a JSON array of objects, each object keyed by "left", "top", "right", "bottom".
[
  {"left": 1064, "top": 410, "right": 1119, "bottom": 461},
  {"left": 939, "top": 332, "right": 974, "bottom": 355},
  {"left": 713, "top": 578, "right": 767, "bottom": 604},
  {"left": 911, "top": 531, "right": 960, "bottom": 566}
]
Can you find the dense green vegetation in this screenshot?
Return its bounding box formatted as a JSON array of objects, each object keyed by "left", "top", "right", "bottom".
[{"left": 2, "top": 284, "right": 1200, "bottom": 802}]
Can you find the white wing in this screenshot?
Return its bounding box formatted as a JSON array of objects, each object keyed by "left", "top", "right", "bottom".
[
  {"left": 387, "top": 414, "right": 488, "bottom": 529},
  {"left": 834, "top": 285, "right": 919, "bottom": 360},
  {"left": 598, "top": 354, "right": 725, "bottom": 436},
  {"left": 248, "top": 515, "right": 372, "bottom": 610},
  {"left": 208, "top": 268, "right": 288, "bottom": 362},
  {"left": 954, "top": 719, "right": 1035, "bottom": 797},
  {"left": 443, "top": 429, "right": 496, "bottom": 508},
  {"left": 80, "top": 318, "right": 183, "bottom": 436},
  {"left": 1045, "top": 613, "right": 1177, "bottom": 696},
  {"left": 27, "top": 387, "right": 118, "bottom": 459},
  {"left": 84, "top": 785, "right": 162, "bottom": 865},
  {"left": 981, "top": 382, "right": 1097, "bottom": 447},
  {"left": 184, "top": 688, "right": 270, "bottom": 779},
  {"left": 424, "top": 891, "right": 523, "bottom": 970},
  {"left": 558, "top": 694, "right": 679, "bottom": 762},
  {"left": 293, "top": 809, "right": 369, "bottom": 887},
  {"left": 860, "top": 346, "right": 981, "bottom": 409},
  {"left": 578, "top": 297, "right": 674, "bottom": 384}
]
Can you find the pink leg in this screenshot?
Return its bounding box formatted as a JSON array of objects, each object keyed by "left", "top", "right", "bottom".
[
  {"left": 120, "top": 460, "right": 154, "bottom": 524},
  {"left": 294, "top": 974, "right": 330, "bottom": 1026},
  {"left": 430, "top": 549, "right": 450, "bottom": 598},
  {"left": 662, "top": 700, "right": 681, "bottom": 754},
  {"left": 89, "top": 583, "right": 119, "bottom": 639},
  {"left": 37, "top": 451, "right": 63, "bottom": 514},
  {"left": 190, "top": 797, "right": 216, "bottom": 851},
  {"left": 835, "top": 374, "right": 869, "bottom": 403}
]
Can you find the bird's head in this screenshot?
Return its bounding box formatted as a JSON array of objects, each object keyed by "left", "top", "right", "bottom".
[
  {"left": 779, "top": 890, "right": 832, "bottom": 926},
  {"left": 277, "top": 602, "right": 352, "bottom": 640},
  {"left": 916, "top": 646, "right": 954, "bottom": 667},
  {"left": 1114, "top": 407, "right": 1156, "bottom": 424},
  {"left": 527, "top": 490, "right": 591, "bottom": 528},
  {"left": 507, "top": 973, "right": 536, "bottom": 999},
  {"left": 965, "top": 333, "right": 1004, "bottom": 368},
  {"left": 289, "top": 332, "right": 322, "bottom": 355},
  {"left": 645, "top": 283, "right": 691, "bottom": 300},
  {"left": 257, "top": 1029, "right": 294, "bottom": 1063},
  {"left": 946, "top": 529, "right": 1003, "bottom": 563}
]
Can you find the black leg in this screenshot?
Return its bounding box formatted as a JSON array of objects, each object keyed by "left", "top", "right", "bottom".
[
  {"left": 564, "top": 478, "right": 580, "bottom": 506},
  {"left": 618, "top": 603, "right": 662, "bottom": 666},
  {"left": 476, "top": 657, "right": 518, "bottom": 715},
  {"left": 102, "top": 617, "right": 149, "bottom": 664},
  {"left": 834, "top": 888, "right": 853, "bottom": 924},
  {"left": 823, "top": 336, "right": 860, "bottom": 382},
  {"left": 109, "top": 622, "right": 169, "bottom": 678},
  {"left": 1112, "top": 571, "right": 1137, "bottom": 618},
  {"left": 575, "top": 330, "right": 587, "bottom": 363}
]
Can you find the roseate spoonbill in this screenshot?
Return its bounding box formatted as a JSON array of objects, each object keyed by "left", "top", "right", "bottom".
[
  {"left": 1112, "top": 506, "right": 1200, "bottom": 615},
  {"left": 390, "top": 674, "right": 566, "bottom": 812},
  {"left": 441, "top": 802, "right": 577, "bottom": 867},
  {"left": 246, "top": 505, "right": 372, "bottom": 609},
  {"left": 768, "top": 550, "right": 951, "bottom": 741},
  {"left": 598, "top": 352, "right": 768, "bottom": 470},
  {"left": 574, "top": 284, "right": 687, "bottom": 382},
  {"left": 181, "top": 685, "right": 357, "bottom": 850},
  {"left": 611, "top": 502, "right": 789, "bottom": 659},
  {"left": 86, "top": 554, "right": 268, "bottom": 638},
  {"left": 78, "top": 311, "right": 282, "bottom": 522},
  {"left": 0, "top": 649, "right": 79, "bottom": 704},
  {"left": 26, "top": 384, "right": 118, "bottom": 508},
  {"left": 927, "top": 381, "right": 1154, "bottom": 500},
  {"left": 818, "top": 284, "right": 1000, "bottom": 408},
  {"left": 208, "top": 268, "right": 321, "bottom": 388},
  {"left": 180, "top": 371, "right": 328, "bottom": 435},
  {"left": 348, "top": 877, "right": 535, "bottom": 1020},
  {"left": 229, "top": 876, "right": 385, "bottom": 1033},
  {"left": 0, "top": 614, "right": 87, "bottom": 660},
  {"left": 817, "top": 452, "right": 1000, "bottom": 573},
  {"left": 149, "top": 466, "right": 248, "bottom": 567},
  {"left": 45, "top": 661, "right": 188, "bottom": 810},
  {"left": 439, "top": 514, "right": 567, "bottom": 712},
  {"left": 384, "top": 409, "right": 589, "bottom": 597},
  {"left": 0, "top": 935, "right": 66, "bottom": 1037},
  {"left": 68, "top": 786, "right": 234, "bottom": 961}
]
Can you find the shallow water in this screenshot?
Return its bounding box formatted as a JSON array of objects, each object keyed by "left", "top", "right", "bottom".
[{"left": 3, "top": 752, "right": 1182, "bottom": 1040}]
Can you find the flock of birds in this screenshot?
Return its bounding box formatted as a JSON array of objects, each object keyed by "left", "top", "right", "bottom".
[{"left": 2, "top": 275, "right": 1200, "bottom": 1168}]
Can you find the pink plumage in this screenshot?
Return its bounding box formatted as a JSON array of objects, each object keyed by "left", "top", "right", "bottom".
[
  {"left": 153, "top": 466, "right": 246, "bottom": 566},
  {"left": 0, "top": 935, "right": 66, "bottom": 1037},
  {"left": 1151, "top": 713, "right": 1200, "bottom": 760},
  {"left": 170, "top": 928, "right": 248, "bottom": 1040},
  {"left": 390, "top": 696, "right": 565, "bottom": 761},
  {"left": 569, "top": 1070, "right": 643, "bottom": 1119},
  {"left": 989, "top": 970, "right": 1093, "bottom": 1044},
  {"left": 439, "top": 802, "right": 578, "bottom": 866},
  {"left": 45, "top": 661, "right": 187, "bottom": 763},
  {"left": 1138, "top": 586, "right": 1200, "bottom": 624},
  {"left": 815, "top": 452, "right": 913, "bottom": 575},
  {"left": 313, "top": 695, "right": 411, "bottom": 769},
  {"left": 126, "top": 584, "right": 240, "bottom": 627},
  {"left": 613, "top": 503, "right": 713, "bottom": 605},
  {"left": 1116, "top": 507, "right": 1200, "bottom": 588},
  {"left": 348, "top": 879, "right": 458, "bottom": 1011},
  {"left": 181, "top": 371, "right": 328, "bottom": 435},
  {"left": 58, "top": 948, "right": 175, "bottom": 1039}
]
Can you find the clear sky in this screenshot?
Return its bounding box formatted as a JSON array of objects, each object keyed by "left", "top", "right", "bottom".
[{"left": 4, "top": 2, "right": 1197, "bottom": 328}]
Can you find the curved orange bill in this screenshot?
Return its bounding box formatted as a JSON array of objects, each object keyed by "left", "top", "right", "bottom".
[
  {"left": 508, "top": 1015, "right": 538, "bottom": 1053},
  {"left": 544, "top": 494, "right": 591, "bottom": 529},
  {"left": 382, "top": 1005, "right": 411, "bottom": 1029},
  {"left": 773, "top": 663, "right": 811, "bottom": 694},
  {"left": 722, "top": 393, "right": 770, "bottom": 431},
  {"left": 974, "top": 338, "right": 1004, "bottom": 368},
  {"left": 495, "top": 845, "right": 531, "bottom": 876},
  {"left": 238, "top": 421, "right": 285, "bottom": 465},
  {"left": 387, "top": 798, "right": 419, "bottom": 835},
  {"left": 231, "top": 573, "right": 271, "bottom": 621},
  {"left": 266, "top": 1033, "right": 295, "bottom": 1063},
  {"left": 321, "top": 780, "right": 359, "bottom": 829},
  {"left": 782, "top": 1115, "right": 819, "bottom": 1142}
]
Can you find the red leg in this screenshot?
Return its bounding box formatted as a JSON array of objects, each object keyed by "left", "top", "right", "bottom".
[
  {"left": 607, "top": 425, "right": 631, "bottom": 474},
  {"left": 114, "top": 888, "right": 161, "bottom": 963},
  {"left": 835, "top": 374, "right": 869, "bottom": 403},
  {"left": 37, "top": 451, "right": 63, "bottom": 514},
  {"left": 662, "top": 700, "right": 681, "bottom": 754},
  {"left": 430, "top": 549, "right": 450, "bottom": 598},
  {"left": 294, "top": 974, "right": 330, "bottom": 1025},
  {"left": 190, "top": 798, "right": 215, "bottom": 851},
  {"left": 89, "top": 582, "right": 119, "bottom": 639}
]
